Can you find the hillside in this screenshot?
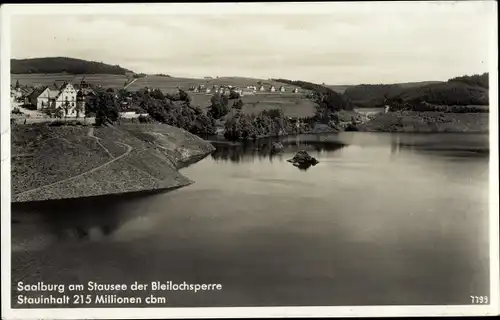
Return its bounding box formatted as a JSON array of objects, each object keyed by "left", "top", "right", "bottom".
[
  {"left": 126, "top": 75, "right": 302, "bottom": 92},
  {"left": 391, "top": 81, "right": 489, "bottom": 106},
  {"left": 11, "top": 57, "right": 134, "bottom": 75},
  {"left": 11, "top": 73, "right": 130, "bottom": 89},
  {"left": 11, "top": 123, "right": 215, "bottom": 202},
  {"left": 272, "top": 78, "right": 354, "bottom": 111},
  {"left": 343, "top": 73, "right": 489, "bottom": 108},
  {"left": 358, "top": 111, "right": 489, "bottom": 133}
]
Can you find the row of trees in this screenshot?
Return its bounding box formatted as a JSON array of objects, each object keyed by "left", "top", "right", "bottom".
[
  {"left": 100, "top": 87, "right": 219, "bottom": 136},
  {"left": 223, "top": 109, "right": 305, "bottom": 141}
]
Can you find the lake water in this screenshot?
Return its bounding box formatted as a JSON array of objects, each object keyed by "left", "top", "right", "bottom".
[{"left": 11, "top": 132, "right": 490, "bottom": 307}]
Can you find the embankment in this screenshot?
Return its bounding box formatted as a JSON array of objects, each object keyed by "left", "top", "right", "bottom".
[
  {"left": 11, "top": 123, "right": 215, "bottom": 202},
  {"left": 357, "top": 111, "right": 489, "bottom": 133}
]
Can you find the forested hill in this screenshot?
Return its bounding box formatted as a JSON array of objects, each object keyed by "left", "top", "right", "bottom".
[
  {"left": 343, "top": 73, "right": 489, "bottom": 107},
  {"left": 11, "top": 57, "right": 134, "bottom": 75}
]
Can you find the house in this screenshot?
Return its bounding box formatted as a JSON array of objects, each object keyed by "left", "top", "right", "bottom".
[
  {"left": 258, "top": 85, "right": 265, "bottom": 91},
  {"left": 29, "top": 81, "right": 83, "bottom": 117},
  {"left": 11, "top": 85, "right": 32, "bottom": 105},
  {"left": 119, "top": 110, "right": 149, "bottom": 119},
  {"left": 269, "top": 85, "right": 276, "bottom": 92},
  {"left": 54, "top": 82, "right": 79, "bottom": 116},
  {"left": 242, "top": 89, "right": 255, "bottom": 96},
  {"left": 205, "top": 88, "right": 212, "bottom": 94},
  {"left": 279, "top": 86, "right": 285, "bottom": 92},
  {"left": 29, "top": 86, "right": 53, "bottom": 110},
  {"left": 292, "top": 88, "right": 300, "bottom": 94}
]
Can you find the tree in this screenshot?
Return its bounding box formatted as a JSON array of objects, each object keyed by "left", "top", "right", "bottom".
[
  {"left": 63, "top": 100, "right": 70, "bottom": 121},
  {"left": 233, "top": 99, "right": 244, "bottom": 110},
  {"left": 54, "top": 107, "right": 64, "bottom": 119},
  {"left": 94, "top": 91, "right": 119, "bottom": 126},
  {"left": 75, "top": 102, "right": 84, "bottom": 119},
  {"left": 15, "top": 80, "right": 20, "bottom": 89},
  {"left": 229, "top": 90, "right": 240, "bottom": 99},
  {"left": 208, "top": 93, "right": 229, "bottom": 120}
]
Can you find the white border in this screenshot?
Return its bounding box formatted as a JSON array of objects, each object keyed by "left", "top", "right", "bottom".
[{"left": 1, "top": 2, "right": 499, "bottom": 319}]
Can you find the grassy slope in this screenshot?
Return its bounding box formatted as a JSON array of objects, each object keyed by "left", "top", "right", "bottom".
[
  {"left": 358, "top": 111, "right": 489, "bottom": 133},
  {"left": 14, "top": 74, "right": 317, "bottom": 117},
  {"left": 11, "top": 123, "right": 215, "bottom": 202},
  {"left": 126, "top": 75, "right": 302, "bottom": 92},
  {"left": 12, "top": 73, "right": 130, "bottom": 89}
]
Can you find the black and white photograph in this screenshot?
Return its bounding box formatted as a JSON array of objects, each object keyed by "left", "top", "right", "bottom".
[{"left": 1, "top": 2, "right": 499, "bottom": 319}]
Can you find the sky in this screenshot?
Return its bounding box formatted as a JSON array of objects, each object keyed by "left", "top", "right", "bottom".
[{"left": 7, "top": 2, "right": 497, "bottom": 85}]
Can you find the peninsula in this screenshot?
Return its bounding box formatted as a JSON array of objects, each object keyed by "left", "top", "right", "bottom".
[{"left": 11, "top": 123, "right": 215, "bottom": 202}]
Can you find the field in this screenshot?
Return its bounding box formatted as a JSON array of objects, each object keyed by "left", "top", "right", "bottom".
[
  {"left": 240, "top": 93, "right": 317, "bottom": 117},
  {"left": 126, "top": 75, "right": 303, "bottom": 93},
  {"left": 186, "top": 92, "right": 317, "bottom": 118},
  {"left": 12, "top": 73, "right": 130, "bottom": 89},
  {"left": 12, "top": 74, "right": 317, "bottom": 118}
]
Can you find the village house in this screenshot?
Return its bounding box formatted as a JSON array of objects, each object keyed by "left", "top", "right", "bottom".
[
  {"left": 292, "top": 88, "right": 300, "bottom": 93},
  {"left": 279, "top": 86, "right": 286, "bottom": 92},
  {"left": 259, "top": 85, "right": 265, "bottom": 92},
  {"left": 10, "top": 85, "right": 32, "bottom": 105},
  {"left": 119, "top": 111, "right": 149, "bottom": 119},
  {"left": 269, "top": 85, "right": 276, "bottom": 92},
  {"left": 242, "top": 88, "right": 255, "bottom": 96},
  {"left": 28, "top": 79, "right": 92, "bottom": 118}
]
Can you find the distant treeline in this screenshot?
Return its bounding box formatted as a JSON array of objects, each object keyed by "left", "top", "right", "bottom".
[
  {"left": 448, "top": 72, "right": 489, "bottom": 89},
  {"left": 11, "top": 57, "right": 133, "bottom": 75},
  {"left": 343, "top": 73, "right": 489, "bottom": 108}
]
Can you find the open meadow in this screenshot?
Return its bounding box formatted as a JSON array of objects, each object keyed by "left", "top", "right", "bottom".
[
  {"left": 127, "top": 75, "right": 303, "bottom": 92},
  {"left": 11, "top": 73, "right": 130, "bottom": 89},
  {"left": 12, "top": 73, "right": 318, "bottom": 118},
  {"left": 187, "top": 92, "right": 317, "bottom": 118}
]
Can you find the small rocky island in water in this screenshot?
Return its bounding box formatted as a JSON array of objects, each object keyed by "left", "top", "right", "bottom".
[{"left": 287, "top": 150, "right": 320, "bottom": 170}]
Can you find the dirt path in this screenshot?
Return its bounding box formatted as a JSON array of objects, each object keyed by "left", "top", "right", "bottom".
[
  {"left": 13, "top": 128, "right": 133, "bottom": 198},
  {"left": 88, "top": 127, "right": 114, "bottom": 158},
  {"left": 124, "top": 78, "right": 138, "bottom": 90}
]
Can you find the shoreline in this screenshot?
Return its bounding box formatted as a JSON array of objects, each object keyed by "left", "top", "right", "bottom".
[
  {"left": 11, "top": 123, "right": 215, "bottom": 203},
  {"left": 206, "top": 111, "right": 489, "bottom": 144}
]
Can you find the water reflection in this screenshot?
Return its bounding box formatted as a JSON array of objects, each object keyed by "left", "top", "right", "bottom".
[
  {"left": 210, "top": 136, "right": 347, "bottom": 164},
  {"left": 11, "top": 191, "right": 169, "bottom": 245},
  {"left": 389, "top": 134, "right": 489, "bottom": 157}
]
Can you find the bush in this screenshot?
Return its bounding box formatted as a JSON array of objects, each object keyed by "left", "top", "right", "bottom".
[
  {"left": 49, "top": 120, "right": 65, "bottom": 127},
  {"left": 12, "top": 107, "right": 23, "bottom": 115},
  {"left": 229, "top": 90, "right": 241, "bottom": 99},
  {"left": 138, "top": 115, "right": 151, "bottom": 123}
]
